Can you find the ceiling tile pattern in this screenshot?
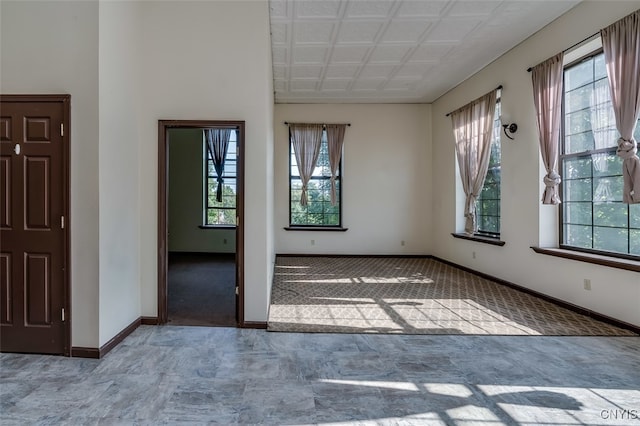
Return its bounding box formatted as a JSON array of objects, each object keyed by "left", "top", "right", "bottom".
[{"left": 269, "top": 0, "right": 580, "bottom": 103}]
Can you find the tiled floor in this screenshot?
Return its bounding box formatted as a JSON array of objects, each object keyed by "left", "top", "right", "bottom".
[{"left": 1, "top": 325, "right": 639, "bottom": 425}]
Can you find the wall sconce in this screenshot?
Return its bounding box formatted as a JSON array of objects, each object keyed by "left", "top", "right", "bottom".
[{"left": 502, "top": 123, "right": 518, "bottom": 140}]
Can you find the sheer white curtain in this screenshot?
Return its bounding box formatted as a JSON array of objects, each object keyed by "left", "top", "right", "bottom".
[
  {"left": 601, "top": 10, "right": 640, "bottom": 204},
  {"left": 451, "top": 89, "right": 498, "bottom": 234},
  {"left": 531, "top": 53, "right": 564, "bottom": 205},
  {"left": 325, "top": 124, "right": 346, "bottom": 206},
  {"left": 290, "top": 123, "right": 324, "bottom": 206}
]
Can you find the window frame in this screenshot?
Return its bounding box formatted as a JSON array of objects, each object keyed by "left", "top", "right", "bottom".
[
  {"left": 203, "top": 128, "right": 238, "bottom": 228},
  {"left": 287, "top": 128, "right": 343, "bottom": 229},
  {"left": 559, "top": 49, "right": 640, "bottom": 261}
]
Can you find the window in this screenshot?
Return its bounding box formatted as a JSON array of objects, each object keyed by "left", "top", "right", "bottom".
[
  {"left": 205, "top": 130, "right": 237, "bottom": 226},
  {"left": 476, "top": 100, "right": 502, "bottom": 237},
  {"left": 289, "top": 130, "right": 341, "bottom": 226},
  {"left": 561, "top": 51, "right": 640, "bottom": 257}
]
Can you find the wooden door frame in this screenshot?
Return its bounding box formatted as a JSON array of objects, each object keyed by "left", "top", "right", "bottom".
[
  {"left": 0, "top": 94, "right": 71, "bottom": 356},
  {"left": 157, "top": 120, "right": 245, "bottom": 326}
]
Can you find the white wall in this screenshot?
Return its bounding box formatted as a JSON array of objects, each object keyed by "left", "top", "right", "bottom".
[
  {"left": 275, "top": 104, "right": 432, "bottom": 255},
  {"left": 0, "top": 0, "right": 101, "bottom": 348},
  {"left": 168, "top": 129, "right": 236, "bottom": 253},
  {"left": 136, "top": 0, "right": 274, "bottom": 322},
  {"left": 98, "top": 0, "right": 141, "bottom": 347},
  {"left": 431, "top": 1, "right": 640, "bottom": 327}
]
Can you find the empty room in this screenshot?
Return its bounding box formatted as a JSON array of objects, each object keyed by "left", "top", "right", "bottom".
[{"left": 1, "top": 0, "right": 639, "bottom": 424}]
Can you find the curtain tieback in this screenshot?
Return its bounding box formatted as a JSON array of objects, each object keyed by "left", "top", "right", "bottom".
[
  {"left": 464, "top": 196, "right": 477, "bottom": 216},
  {"left": 217, "top": 177, "right": 224, "bottom": 184},
  {"left": 617, "top": 137, "right": 638, "bottom": 160},
  {"left": 543, "top": 171, "right": 561, "bottom": 187}
]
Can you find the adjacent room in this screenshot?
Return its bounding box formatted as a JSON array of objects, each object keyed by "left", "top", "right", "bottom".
[
  {"left": 166, "top": 128, "right": 239, "bottom": 327},
  {"left": 1, "top": 0, "right": 638, "bottom": 424}
]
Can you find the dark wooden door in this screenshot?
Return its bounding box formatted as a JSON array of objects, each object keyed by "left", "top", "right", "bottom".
[{"left": 0, "top": 96, "right": 69, "bottom": 355}]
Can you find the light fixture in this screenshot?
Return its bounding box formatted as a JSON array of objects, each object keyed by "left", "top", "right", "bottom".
[{"left": 502, "top": 123, "right": 518, "bottom": 140}]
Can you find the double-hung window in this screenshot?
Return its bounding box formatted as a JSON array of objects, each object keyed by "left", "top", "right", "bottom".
[
  {"left": 476, "top": 100, "right": 502, "bottom": 238},
  {"left": 561, "top": 51, "right": 640, "bottom": 257},
  {"left": 289, "top": 130, "right": 341, "bottom": 227},
  {"left": 205, "top": 130, "right": 237, "bottom": 226}
]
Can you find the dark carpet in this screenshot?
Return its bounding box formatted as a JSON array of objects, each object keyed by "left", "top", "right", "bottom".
[{"left": 168, "top": 252, "right": 236, "bottom": 327}]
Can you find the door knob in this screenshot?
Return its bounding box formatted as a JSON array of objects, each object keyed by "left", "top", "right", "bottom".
[{"left": 14, "top": 144, "right": 21, "bottom": 155}]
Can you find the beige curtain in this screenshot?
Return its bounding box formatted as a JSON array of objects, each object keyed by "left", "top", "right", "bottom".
[
  {"left": 531, "top": 53, "right": 564, "bottom": 205},
  {"left": 601, "top": 10, "right": 640, "bottom": 204},
  {"left": 451, "top": 89, "right": 498, "bottom": 234},
  {"left": 290, "top": 123, "right": 324, "bottom": 206},
  {"left": 591, "top": 79, "right": 617, "bottom": 201},
  {"left": 325, "top": 124, "right": 346, "bottom": 206}
]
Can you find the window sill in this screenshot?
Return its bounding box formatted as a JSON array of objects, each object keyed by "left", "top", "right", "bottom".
[
  {"left": 198, "top": 225, "right": 237, "bottom": 230},
  {"left": 284, "top": 226, "right": 348, "bottom": 232},
  {"left": 531, "top": 247, "right": 640, "bottom": 272},
  {"left": 451, "top": 233, "right": 505, "bottom": 246}
]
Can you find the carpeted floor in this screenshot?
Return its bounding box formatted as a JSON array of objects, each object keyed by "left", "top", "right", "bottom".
[
  {"left": 168, "top": 252, "right": 236, "bottom": 327},
  {"left": 268, "top": 256, "right": 636, "bottom": 336}
]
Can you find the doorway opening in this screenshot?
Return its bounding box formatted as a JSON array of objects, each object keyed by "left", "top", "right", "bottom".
[{"left": 158, "top": 121, "right": 244, "bottom": 327}]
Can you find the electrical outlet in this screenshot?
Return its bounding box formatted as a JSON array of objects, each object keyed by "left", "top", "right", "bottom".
[
  {"left": 311, "top": 239, "right": 315, "bottom": 246},
  {"left": 472, "top": 251, "right": 476, "bottom": 259},
  {"left": 401, "top": 240, "right": 405, "bottom": 246},
  {"left": 584, "top": 279, "right": 591, "bottom": 291}
]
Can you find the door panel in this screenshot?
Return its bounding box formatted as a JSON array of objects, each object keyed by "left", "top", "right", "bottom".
[
  {"left": 25, "top": 253, "right": 51, "bottom": 325},
  {"left": 0, "top": 97, "right": 68, "bottom": 355},
  {"left": 0, "top": 253, "right": 11, "bottom": 324},
  {"left": 25, "top": 156, "right": 50, "bottom": 229},
  {"left": 1, "top": 157, "right": 11, "bottom": 229},
  {"left": 0, "top": 117, "right": 10, "bottom": 141},
  {"left": 24, "top": 117, "right": 51, "bottom": 142}
]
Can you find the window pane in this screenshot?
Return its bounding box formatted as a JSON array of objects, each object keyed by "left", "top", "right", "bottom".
[
  {"left": 565, "top": 85, "right": 592, "bottom": 114},
  {"left": 564, "top": 178, "right": 592, "bottom": 202},
  {"left": 565, "top": 60, "right": 592, "bottom": 91},
  {"left": 592, "top": 153, "right": 621, "bottom": 178},
  {"left": 630, "top": 229, "right": 640, "bottom": 256},
  {"left": 594, "top": 55, "right": 607, "bottom": 80},
  {"left": 565, "top": 109, "right": 592, "bottom": 136},
  {"left": 594, "top": 226, "right": 628, "bottom": 253},
  {"left": 480, "top": 200, "right": 499, "bottom": 216},
  {"left": 630, "top": 204, "right": 640, "bottom": 229},
  {"left": 594, "top": 175, "right": 623, "bottom": 201},
  {"left": 563, "top": 157, "right": 591, "bottom": 179},
  {"left": 564, "top": 224, "right": 592, "bottom": 248},
  {"left": 564, "top": 202, "right": 592, "bottom": 225},
  {"left": 594, "top": 202, "right": 627, "bottom": 228},
  {"left": 324, "top": 214, "right": 339, "bottom": 226},
  {"left": 565, "top": 132, "right": 594, "bottom": 154},
  {"left": 207, "top": 208, "right": 236, "bottom": 225},
  {"left": 478, "top": 216, "right": 498, "bottom": 234}
]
